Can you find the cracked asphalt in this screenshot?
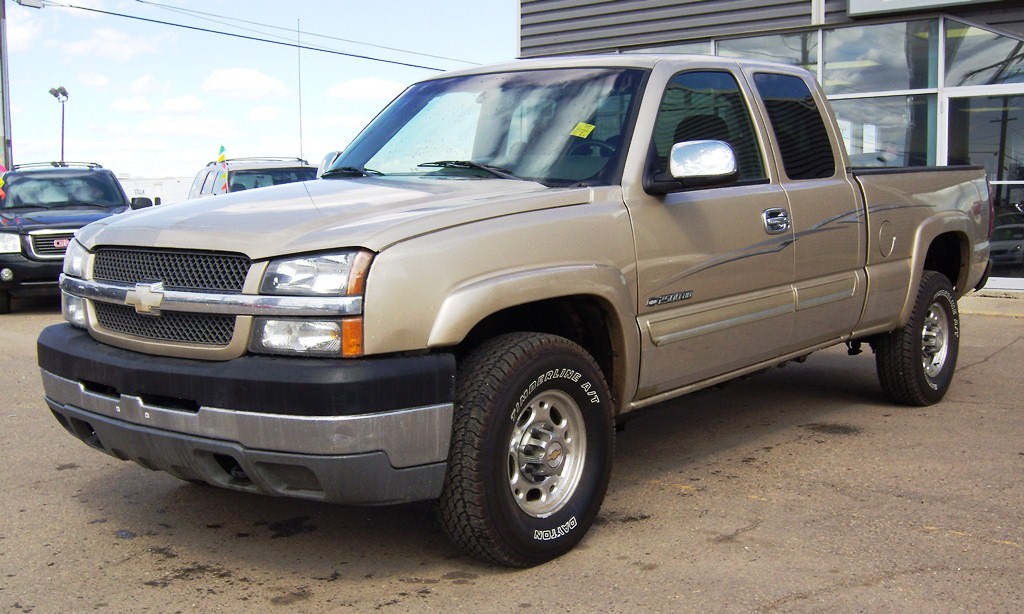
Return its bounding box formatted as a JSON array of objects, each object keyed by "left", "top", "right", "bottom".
[{"left": 2, "top": 293, "right": 1022, "bottom": 612}]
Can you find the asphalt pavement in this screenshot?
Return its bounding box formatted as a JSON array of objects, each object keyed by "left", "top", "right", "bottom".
[{"left": 1, "top": 292, "right": 1021, "bottom": 612}]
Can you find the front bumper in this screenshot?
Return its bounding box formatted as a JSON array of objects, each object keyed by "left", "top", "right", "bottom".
[
  {"left": 0, "top": 253, "right": 63, "bottom": 296},
  {"left": 38, "top": 324, "right": 456, "bottom": 505}
]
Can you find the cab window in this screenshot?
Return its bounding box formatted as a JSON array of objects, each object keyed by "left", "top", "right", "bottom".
[
  {"left": 651, "top": 71, "right": 766, "bottom": 182},
  {"left": 752, "top": 73, "right": 836, "bottom": 180}
]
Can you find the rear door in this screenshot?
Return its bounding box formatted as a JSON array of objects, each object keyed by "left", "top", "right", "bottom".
[{"left": 745, "top": 70, "right": 867, "bottom": 348}]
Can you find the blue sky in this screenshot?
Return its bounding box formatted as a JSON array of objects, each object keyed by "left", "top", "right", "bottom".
[{"left": 5, "top": 0, "right": 519, "bottom": 178}]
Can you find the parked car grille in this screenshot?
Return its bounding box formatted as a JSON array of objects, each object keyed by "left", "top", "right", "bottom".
[
  {"left": 93, "top": 248, "right": 251, "bottom": 292},
  {"left": 95, "top": 302, "right": 235, "bottom": 345},
  {"left": 29, "top": 232, "right": 75, "bottom": 259}
]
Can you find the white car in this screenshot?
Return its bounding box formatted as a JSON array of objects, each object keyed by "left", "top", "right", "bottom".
[
  {"left": 187, "top": 157, "right": 317, "bottom": 199},
  {"left": 990, "top": 224, "right": 1024, "bottom": 268}
]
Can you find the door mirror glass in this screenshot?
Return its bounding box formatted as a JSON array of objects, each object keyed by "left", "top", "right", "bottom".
[{"left": 669, "top": 140, "right": 737, "bottom": 185}]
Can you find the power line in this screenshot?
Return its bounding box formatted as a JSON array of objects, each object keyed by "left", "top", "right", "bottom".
[
  {"left": 132, "top": 0, "right": 480, "bottom": 66},
  {"left": 42, "top": 1, "right": 446, "bottom": 72}
]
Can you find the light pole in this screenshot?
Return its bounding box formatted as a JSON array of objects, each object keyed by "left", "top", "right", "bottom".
[{"left": 48, "top": 86, "right": 68, "bottom": 164}]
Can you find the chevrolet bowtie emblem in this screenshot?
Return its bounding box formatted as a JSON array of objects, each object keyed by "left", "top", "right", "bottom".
[{"left": 125, "top": 281, "right": 165, "bottom": 315}]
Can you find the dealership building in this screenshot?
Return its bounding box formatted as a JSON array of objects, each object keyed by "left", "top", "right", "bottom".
[{"left": 521, "top": 0, "right": 1024, "bottom": 277}]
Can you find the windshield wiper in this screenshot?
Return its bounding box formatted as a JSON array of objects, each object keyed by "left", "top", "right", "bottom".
[
  {"left": 417, "top": 160, "right": 523, "bottom": 181},
  {"left": 321, "top": 166, "right": 383, "bottom": 178}
]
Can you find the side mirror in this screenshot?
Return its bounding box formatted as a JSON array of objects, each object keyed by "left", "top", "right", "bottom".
[
  {"left": 318, "top": 151, "right": 343, "bottom": 178},
  {"left": 130, "top": 197, "right": 154, "bottom": 210},
  {"left": 645, "top": 140, "right": 739, "bottom": 195}
]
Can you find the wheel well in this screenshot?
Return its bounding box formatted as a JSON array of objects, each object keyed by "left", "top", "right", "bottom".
[
  {"left": 456, "top": 297, "right": 621, "bottom": 405},
  {"left": 923, "top": 232, "right": 966, "bottom": 290}
]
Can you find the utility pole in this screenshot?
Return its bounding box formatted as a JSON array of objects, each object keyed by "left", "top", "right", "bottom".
[
  {"left": 1, "top": 0, "right": 46, "bottom": 169},
  {"left": 1, "top": 0, "right": 14, "bottom": 169}
]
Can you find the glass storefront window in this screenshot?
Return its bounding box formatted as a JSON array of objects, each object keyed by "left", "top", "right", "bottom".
[
  {"left": 831, "top": 95, "right": 936, "bottom": 166},
  {"left": 823, "top": 20, "right": 938, "bottom": 95},
  {"left": 945, "top": 20, "right": 1024, "bottom": 87},
  {"left": 948, "top": 94, "right": 1024, "bottom": 279},
  {"left": 717, "top": 33, "right": 818, "bottom": 74},
  {"left": 947, "top": 95, "right": 1024, "bottom": 179}
]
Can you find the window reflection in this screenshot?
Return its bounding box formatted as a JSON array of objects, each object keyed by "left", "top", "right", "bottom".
[
  {"left": 832, "top": 96, "right": 936, "bottom": 166},
  {"left": 945, "top": 20, "right": 1024, "bottom": 87},
  {"left": 947, "top": 95, "right": 1024, "bottom": 180},
  {"left": 823, "top": 20, "right": 937, "bottom": 95},
  {"left": 623, "top": 41, "right": 712, "bottom": 55},
  {"left": 717, "top": 33, "right": 818, "bottom": 73}
]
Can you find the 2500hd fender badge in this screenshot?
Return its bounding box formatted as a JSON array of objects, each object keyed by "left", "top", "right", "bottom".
[{"left": 646, "top": 290, "right": 693, "bottom": 307}]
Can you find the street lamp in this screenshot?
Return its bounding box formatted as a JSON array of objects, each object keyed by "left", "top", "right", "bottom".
[{"left": 48, "top": 86, "right": 68, "bottom": 164}]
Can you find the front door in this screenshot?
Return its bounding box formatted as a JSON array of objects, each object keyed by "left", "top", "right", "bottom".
[{"left": 629, "top": 69, "right": 795, "bottom": 400}]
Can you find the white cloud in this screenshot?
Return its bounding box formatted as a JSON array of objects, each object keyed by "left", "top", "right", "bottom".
[
  {"left": 248, "top": 105, "right": 284, "bottom": 123},
  {"left": 130, "top": 74, "right": 169, "bottom": 96},
  {"left": 111, "top": 97, "right": 152, "bottom": 113},
  {"left": 6, "top": 9, "right": 42, "bottom": 53},
  {"left": 64, "top": 28, "right": 159, "bottom": 63},
  {"left": 137, "top": 115, "right": 236, "bottom": 139},
  {"left": 78, "top": 72, "right": 111, "bottom": 89},
  {"left": 328, "top": 78, "right": 408, "bottom": 102},
  {"left": 203, "top": 68, "right": 290, "bottom": 100},
  {"left": 304, "top": 114, "right": 373, "bottom": 132},
  {"left": 160, "top": 95, "right": 204, "bottom": 114}
]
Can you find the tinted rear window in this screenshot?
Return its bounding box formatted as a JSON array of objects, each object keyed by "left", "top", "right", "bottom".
[
  {"left": 753, "top": 73, "right": 835, "bottom": 180},
  {"left": 227, "top": 167, "right": 317, "bottom": 191}
]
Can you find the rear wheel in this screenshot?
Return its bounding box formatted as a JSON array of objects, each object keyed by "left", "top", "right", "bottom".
[
  {"left": 873, "top": 271, "right": 960, "bottom": 405},
  {"left": 438, "top": 332, "right": 614, "bottom": 567}
]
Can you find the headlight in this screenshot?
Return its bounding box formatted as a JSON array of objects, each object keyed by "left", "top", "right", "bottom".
[
  {"left": 63, "top": 238, "right": 89, "bottom": 277},
  {"left": 254, "top": 250, "right": 372, "bottom": 357},
  {"left": 250, "top": 317, "right": 363, "bottom": 357},
  {"left": 260, "top": 250, "right": 372, "bottom": 296},
  {"left": 62, "top": 293, "right": 88, "bottom": 328},
  {"left": 0, "top": 232, "right": 19, "bottom": 254}
]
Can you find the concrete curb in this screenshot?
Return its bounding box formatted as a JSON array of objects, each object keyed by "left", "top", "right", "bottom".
[{"left": 960, "top": 290, "right": 1024, "bottom": 318}]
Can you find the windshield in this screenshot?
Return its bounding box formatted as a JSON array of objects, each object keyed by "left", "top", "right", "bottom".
[
  {"left": 227, "top": 167, "right": 317, "bottom": 192},
  {"left": 1, "top": 172, "right": 126, "bottom": 210},
  {"left": 330, "top": 67, "right": 647, "bottom": 187}
]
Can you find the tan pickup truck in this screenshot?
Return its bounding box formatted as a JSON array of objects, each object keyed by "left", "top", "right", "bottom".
[{"left": 38, "top": 55, "right": 991, "bottom": 567}]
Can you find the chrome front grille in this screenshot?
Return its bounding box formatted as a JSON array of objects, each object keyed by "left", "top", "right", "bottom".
[
  {"left": 95, "top": 302, "right": 235, "bottom": 345},
  {"left": 93, "top": 248, "right": 251, "bottom": 292},
  {"left": 29, "top": 231, "right": 75, "bottom": 259}
]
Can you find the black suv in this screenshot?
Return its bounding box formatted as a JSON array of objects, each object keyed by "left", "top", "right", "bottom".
[{"left": 0, "top": 162, "right": 128, "bottom": 313}]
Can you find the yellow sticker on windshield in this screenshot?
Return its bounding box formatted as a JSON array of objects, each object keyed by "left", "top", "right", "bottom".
[{"left": 570, "top": 122, "right": 596, "bottom": 138}]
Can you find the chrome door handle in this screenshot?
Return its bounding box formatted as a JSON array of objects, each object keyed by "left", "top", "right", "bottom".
[{"left": 762, "top": 208, "right": 790, "bottom": 235}]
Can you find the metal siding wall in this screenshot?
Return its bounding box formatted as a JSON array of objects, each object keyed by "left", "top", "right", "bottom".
[
  {"left": 519, "top": 1, "right": 1024, "bottom": 57},
  {"left": 520, "top": 0, "right": 812, "bottom": 56},
  {"left": 951, "top": 5, "right": 1024, "bottom": 37}
]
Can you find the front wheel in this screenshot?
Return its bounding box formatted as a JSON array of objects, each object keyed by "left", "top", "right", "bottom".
[
  {"left": 873, "top": 271, "right": 960, "bottom": 405},
  {"left": 437, "top": 333, "right": 614, "bottom": 567}
]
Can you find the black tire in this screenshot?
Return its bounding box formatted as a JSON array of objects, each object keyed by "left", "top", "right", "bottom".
[
  {"left": 0, "top": 291, "right": 9, "bottom": 315},
  {"left": 437, "top": 332, "right": 614, "bottom": 567},
  {"left": 873, "top": 271, "right": 960, "bottom": 405}
]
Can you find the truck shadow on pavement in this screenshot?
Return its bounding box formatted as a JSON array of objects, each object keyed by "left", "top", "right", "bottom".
[{"left": 71, "top": 346, "right": 893, "bottom": 587}]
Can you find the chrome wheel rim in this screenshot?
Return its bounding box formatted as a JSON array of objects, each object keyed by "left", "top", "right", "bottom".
[
  {"left": 921, "top": 301, "right": 950, "bottom": 378},
  {"left": 508, "top": 389, "right": 586, "bottom": 518}
]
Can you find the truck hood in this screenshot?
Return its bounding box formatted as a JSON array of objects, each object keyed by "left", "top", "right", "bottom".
[
  {"left": 1, "top": 207, "right": 124, "bottom": 231},
  {"left": 76, "top": 177, "right": 593, "bottom": 259}
]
